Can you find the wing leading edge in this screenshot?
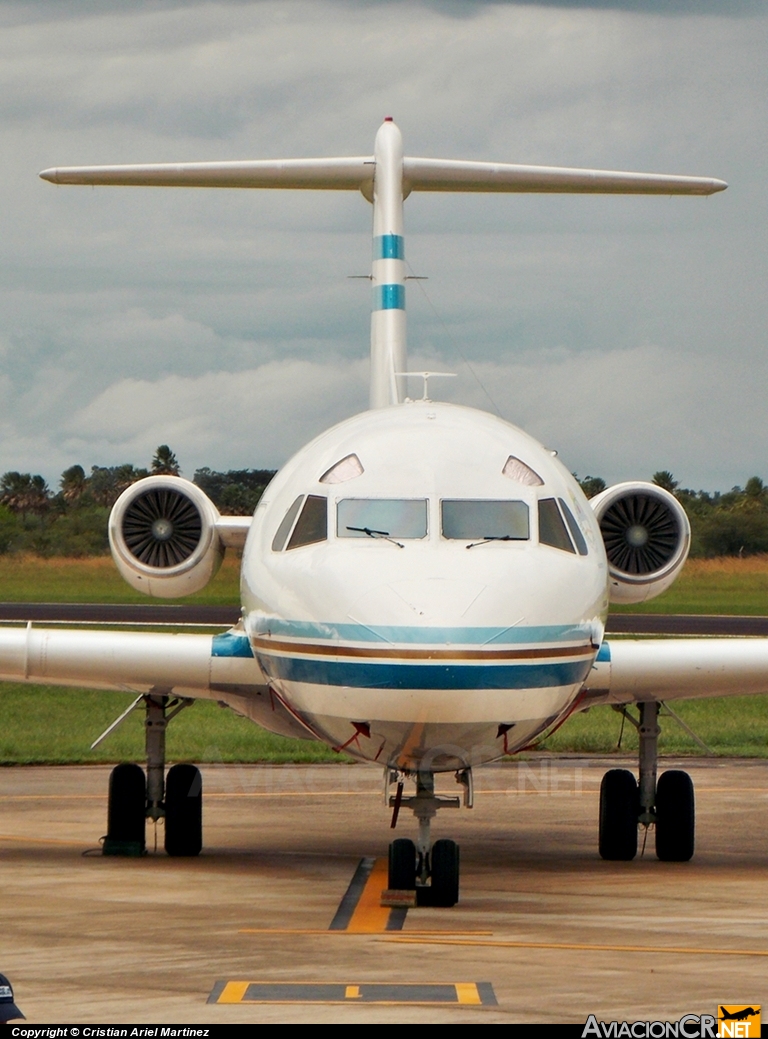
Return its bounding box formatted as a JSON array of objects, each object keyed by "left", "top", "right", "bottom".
[{"left": 583, "top": 638, "right": 768, "bottom": 707}]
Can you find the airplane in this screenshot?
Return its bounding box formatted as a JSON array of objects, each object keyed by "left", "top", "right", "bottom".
[{"left": 2, "top": 117, "right": 754, "bottom": 907}]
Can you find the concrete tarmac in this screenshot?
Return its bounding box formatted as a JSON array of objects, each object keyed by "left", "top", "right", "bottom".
[{"left": 1, "top": 759, "right": 767, "bottom": 1024}]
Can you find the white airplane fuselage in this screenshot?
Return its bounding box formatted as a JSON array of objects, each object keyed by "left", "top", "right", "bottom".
[{"left": 241, "top": 400, "right": 608, "bottom": 771}]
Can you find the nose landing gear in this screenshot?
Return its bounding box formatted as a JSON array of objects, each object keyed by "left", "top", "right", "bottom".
[
  {"left": 598, "top": 701, "right": 695, "bottom": 862},
  {"left": 385, "top": 768, "right": 470, "bottom": 906}
]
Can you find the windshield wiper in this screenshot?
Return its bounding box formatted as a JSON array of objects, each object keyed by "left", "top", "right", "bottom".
[
  {"left": 466, "top": 535, "right": 517, "bottom": 550},
  {"left": 346, "top": 525, "right": 404, "bottom": 548}
]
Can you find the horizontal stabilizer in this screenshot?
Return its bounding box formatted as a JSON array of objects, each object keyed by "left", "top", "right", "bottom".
[
  {"left": 39, "top": 157, "right": 374, "bottom": 190},
  {"left": 403, "top": 158, "right": 726, "bottom": 196},
  {"left": 40, "top": 157, "right": 726, "bottom": 196}
]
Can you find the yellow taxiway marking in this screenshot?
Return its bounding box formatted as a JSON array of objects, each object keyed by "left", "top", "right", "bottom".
[
  {"left": 209, "top": 980, "right": 496, "bottom": 1006},
  {"left": 238, "top": 928, "right": 493, "bottom": 935},
  {"left": 215, "top": 981, "right": 250, "bottom": 1004},
  {"left": 381, "top": 936, "right": 768, "bottom": 958},
  {"left": 455, "top": 982, "right": 483, "bottom": 1005},
  {"left": 345, "top": 857, "right": 391, "bottom": 933},
  {"left": 0, "top": 833, "right": 92, "bottom": 846}
]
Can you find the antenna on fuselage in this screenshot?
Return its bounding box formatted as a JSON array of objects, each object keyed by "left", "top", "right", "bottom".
[
  {"left": 395, "top": 371, "right": 457, "bottom": 403},
  {"left": 40, "top": 124, "right": 726, "bottom": 412}
]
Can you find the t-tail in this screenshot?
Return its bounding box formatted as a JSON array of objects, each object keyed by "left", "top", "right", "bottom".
[{"left": 40, "top": 120, "right": 726, "bottom": 410}]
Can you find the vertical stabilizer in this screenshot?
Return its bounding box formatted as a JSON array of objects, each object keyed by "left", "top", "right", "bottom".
[{"left": 369, "top": 119, "right": 406, "bottom": 409}]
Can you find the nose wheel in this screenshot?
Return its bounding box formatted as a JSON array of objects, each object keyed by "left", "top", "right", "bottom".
[{"left": 386, "top": 769, "right": 469, "bottom": 907}]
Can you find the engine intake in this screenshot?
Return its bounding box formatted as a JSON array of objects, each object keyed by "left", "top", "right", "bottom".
[
  {"left": 109, "top": 476, "right": 223, "bottom": 598},
  {"left": 589, "top": 482, "right": 690, "bottom": 604}
]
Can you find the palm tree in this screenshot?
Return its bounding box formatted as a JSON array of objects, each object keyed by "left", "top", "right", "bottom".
[
  {"left": 60, "top": 464, "right": 87, "bottom": 504},
  {"left": 0, "top": 472, "right": 51, "bottom": 516},
  {"left": 151, "top": 445, "right": 181, "bottom": 477}
]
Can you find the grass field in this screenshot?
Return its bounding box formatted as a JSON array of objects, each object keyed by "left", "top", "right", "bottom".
[
  {"left": 0, "top": 552, "right": 240, "bottom": 604},
  {"left": 0, "top": 553, "right": 767, "bottom": 762},
  {"left": 611, "top": 556, "right": 768, "bottom": 616}
]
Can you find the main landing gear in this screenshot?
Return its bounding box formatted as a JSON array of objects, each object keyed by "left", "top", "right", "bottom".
[
  {"left": 385, "top": 768, "right": 472, "bottom": 906},
  {"left": 599, "top": 701, "right": 695, "bottom": 862},
  {"left": 102, "top": 693, "right": 202, "bottom": 857}
]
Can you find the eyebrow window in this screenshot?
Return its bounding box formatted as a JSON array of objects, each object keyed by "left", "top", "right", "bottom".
[
  {"left": 271, "top": 495, "right": 304, "bottom": 552},
  {"left": 441, "top": 500, "right": 530, "bottom": 540},
  {"left": 337, "top": 499, "right": 428, "bottom": 539},
  {"left": 559, "top": 498, "right": 588, "bottom": 556},
  {"left": 502, "top": 456, "right": 544, "bottom": 486},
  {"left": 286, "top": 495, "right": 327, "bottom": 550},
  {"left": 538, "top": 498, "right": 576, "bottom": 553},
  {"left": 320, "top": 453, "right": 364, "bottom": 484}
]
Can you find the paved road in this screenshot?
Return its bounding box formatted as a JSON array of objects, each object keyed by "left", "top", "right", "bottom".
[{"left": 0, "top": 602, "right": 767, "bottom": 635}]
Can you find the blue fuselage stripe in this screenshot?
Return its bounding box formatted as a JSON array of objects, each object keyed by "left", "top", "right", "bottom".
[
  {"left": 258, "top": 656, "right": 592, "bottom": 690},
  {"left": 373, "top": 284, "right": 405, "bottom": 310},
  {"left": 253, "top": 619, "right": 592, "bottom": 645},
  {"left": 373, "top": 234, "right": 404, "bottom": 260}
]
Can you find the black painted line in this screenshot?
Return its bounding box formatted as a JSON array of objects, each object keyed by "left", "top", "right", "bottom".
[
  {"left": 386, "top": 906, "right": 408, "bottom": 931},
  {"left": 328, "top": 856, "right": 375, "bottom": 930}
]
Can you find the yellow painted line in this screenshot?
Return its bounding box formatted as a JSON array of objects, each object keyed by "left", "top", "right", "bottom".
[
  {"left": 381, "top": 936, "right": 768, "bottom": 958},
  {"left": 345, "top": 985, "right": 361, "bottom": 999},
  {"left": 216, "top": 981, "right": 250, "bottom": 1004},
  {"left": 345, "top": 857, "right": 392, "bottom": 933},
  {"left": 455, "top": 983, "right": 482, "bottom": 1005},
  {"left": 0, "top": 795, "right": 105, "bottom": 801},
  {"left": 238, "top": 928, "right": 493, "bottom": 935},
  {"left": 0, "top": 833, "right": 92, "bottom": 847}
]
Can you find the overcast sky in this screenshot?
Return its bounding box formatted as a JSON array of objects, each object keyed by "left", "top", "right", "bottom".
[{"left": 0, "top": 0, "right": 765, "bottom": 492}]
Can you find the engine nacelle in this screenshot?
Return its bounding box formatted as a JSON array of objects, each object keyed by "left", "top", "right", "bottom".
[
  {"left": 109, "top": 476, "right": 224, "bottom": 598},
  {"left": 590, "top": 481, "right": 690, "bottom": 605}
]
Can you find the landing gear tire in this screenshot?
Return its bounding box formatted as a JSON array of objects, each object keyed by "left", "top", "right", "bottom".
[
  {"left": 388, "top": 838, "right": 417, "bottom": 889},
  {"left": 164, "top": 763, "right": 203, "bottom": 857},
  {"left": 104, "top": 763, "right": 146, "bottom": 856},
  {"left": 655, "top": 769, "right": 694, "bottom": 862},
  {"left": 429, "top": 838, "right": 460, "bottom": 907},
  {"left": 599, "top": 768, "right": 639, "bottom": 861}
]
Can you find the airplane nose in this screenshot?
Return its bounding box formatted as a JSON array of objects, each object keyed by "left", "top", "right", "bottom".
[{"left": 349, "top": 579, "right": 487, "bottom": 628}]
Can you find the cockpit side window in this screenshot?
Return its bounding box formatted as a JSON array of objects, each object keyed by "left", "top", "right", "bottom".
[
  {"left": 286, "top": 495, "right": 328, "bottom": 550},
  {"left": 337, "top": 499, "right": 428, "bottom": 539},
  {"left": 271, "top": 495, "right": 304, "bottom": 552},
  {"left": 441, "top": 500, "right": 529, "bottom": 540},
  {"left": 558, "top": 498, "right": 588, "bottom": 556},
  {"left": 538, "top": 498, "right": 576, "bottom": 553}
]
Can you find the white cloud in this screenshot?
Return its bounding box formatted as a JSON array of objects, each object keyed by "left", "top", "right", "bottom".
[
  {"left": 64, "top": 357, "right": 369, "bottom": 473},
  {"left": 0, "top": 1, "right": 765, "bottom": 489}
]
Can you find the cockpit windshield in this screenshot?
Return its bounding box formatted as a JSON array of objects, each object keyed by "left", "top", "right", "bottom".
[
  {"left": 441, "top": 500, "right": 530, "bottom": 540},
  {"left": 337, "top": 499, "right": 428, "bottom": 539}
]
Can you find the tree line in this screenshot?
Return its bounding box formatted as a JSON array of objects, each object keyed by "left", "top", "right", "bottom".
[
  {"left": 0, "top": 446, "right": 275, "bottom": 557},
  {"left": 0, "top": 448, "right": 765, "bottom": 558}
]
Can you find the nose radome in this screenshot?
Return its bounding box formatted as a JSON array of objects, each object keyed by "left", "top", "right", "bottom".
[{"left": 349, "top": 579, "right": 487, "bottom": 628}]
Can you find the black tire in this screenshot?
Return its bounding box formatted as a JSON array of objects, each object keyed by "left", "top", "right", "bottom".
[
  {"left": 388, "top": 838, "right": 416, "bottom": 889},
  {"left": 599, "top": 769, "right": 639, "bottom": 861},
  {"left": 164, "top": 763, "right": 203, "bottom": 857},
  {"left": 105, "top": 763, "right": 146, "bottom": 855},
  {"left": 655, "top": 769, "right": 694, "bottom": 862},
  {"left": 430, "top": 839, "right": 460, "bottom": 907}
]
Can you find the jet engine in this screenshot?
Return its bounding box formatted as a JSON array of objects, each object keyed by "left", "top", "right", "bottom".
[
  {"left": 589, "top": 482, "right": 691, "bottom": 604},
  {"left": 109, "top": 476, "right": 226, "bottom": 598}
]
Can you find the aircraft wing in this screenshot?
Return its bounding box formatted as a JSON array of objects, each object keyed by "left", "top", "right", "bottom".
[
  {"left": 582, "top": 638, "right": 768, "bottom": 707},
  {"left": 0, "top": 625, "right": 316, "bottom": 742}
]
